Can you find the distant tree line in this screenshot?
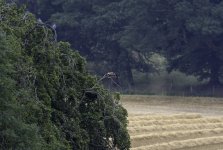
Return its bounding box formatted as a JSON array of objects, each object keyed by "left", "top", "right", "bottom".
[
  {"left": 17, "top": 0, "right": 223, "bottom": 87},
  {"left": 0, "top": 1, "right": 130, "bottom": 149}
]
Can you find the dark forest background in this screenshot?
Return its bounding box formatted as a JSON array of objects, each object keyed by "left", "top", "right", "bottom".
[{"left": 17, "top": 0, "right": 223, "bottom": 96}]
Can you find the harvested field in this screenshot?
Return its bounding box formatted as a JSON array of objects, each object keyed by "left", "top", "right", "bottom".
[{"left": 121, "top": 95, "right": 223, "bottom": 150}]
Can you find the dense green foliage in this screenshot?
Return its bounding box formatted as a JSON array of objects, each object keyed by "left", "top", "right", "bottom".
[
  {"left": 19, "top": 0, "right": 223, "bottom": 87},
  {"left": 0, "top": 1, "right": 130, "bottom": 149},
  {"left": 17, "top": 0, "right": 159, "bottom": 87},
  {"left": 120, "top": 0, "right": 223, "bottom": 85}
]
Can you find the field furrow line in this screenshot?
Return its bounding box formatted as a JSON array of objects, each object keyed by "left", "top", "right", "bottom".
[
  {"left": 128, "top": 123, "right": 223, "bottom": 135},
  {"left": 128, "top": 117, "right": 223, "bottom": 127},
  {"left": 131, "top": 128, "right": 223, "bottom": 147},
  {"left": 131, "top": 136, "right": 223, "bottom": 150},
  {"left": 128, "top": 114, "right": 202, "bottom": 121}
]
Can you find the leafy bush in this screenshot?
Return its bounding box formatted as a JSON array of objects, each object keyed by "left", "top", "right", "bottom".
[{"left": 0, "top": 1, "right": 130, "bottom": 149}]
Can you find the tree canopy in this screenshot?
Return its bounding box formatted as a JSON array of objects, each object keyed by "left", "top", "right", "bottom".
[
  {"left": 19, "top": 0, "right": 223, "bottom": 86},
  {"left": 18, "top": 0, "right": 160, "bottom": 87},
  {"left": 0, "top": 1, "right": 130, "bottom": 149},
  {"left": 120, "top": 0, "right": 223, "bottom": 85}
]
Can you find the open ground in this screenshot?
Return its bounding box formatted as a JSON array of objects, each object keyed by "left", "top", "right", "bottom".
[{"left": 121, "top": 95, "right": 223, "bottom": 150}]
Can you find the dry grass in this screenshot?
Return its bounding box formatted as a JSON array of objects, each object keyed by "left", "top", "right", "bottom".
[
  {"left": 131, "top": 136, "right": 223, "bottom": 150},
  {"left": 122, "top": 95, "right": 223, "bottom": 105},
  {"left": 128, "top": 123, "right": 223, "bottom": 135},
  {"left": 131, "top": 128, "right": 223, "bottom": 147},
  {"left": 128, "top": 114, "right": 202, "bottom": 121},
  {"left": 128, "top": 117, "right": 223, "bottom": 127},
  {"left": 121, "top": 95, "right": 223, "bottom": 149},
  {"left": 122, "top": 95, "right": 223, "bottom": 116}
]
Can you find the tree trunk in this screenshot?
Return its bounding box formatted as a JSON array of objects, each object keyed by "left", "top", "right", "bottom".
[
  {"left": 112, "top": 49, "right": 134, "bottom": 88},
  {"left": 114, "top": 62, "right": 134, "bottom": 88},
  {"left": 121, "top": 51, "right": 134, "bottom": 87},
  {"left": 125, "top": 62, "right": 134, "bottom": 86},
  {"left": 209, "top": 63, "right": 221, "bottom": 86}
]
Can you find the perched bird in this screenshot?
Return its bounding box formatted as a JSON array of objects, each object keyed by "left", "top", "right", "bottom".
[
  {"left": 22, "top": 11, "right": 29, "bottom": 20},
  {"left": 52, "top": 24, "right": 56, "bottom": 30},
  {"left": 37, "top": 18, "right": 43, "bottom": 24},
  {"left": 105, "top": 72, "right": 118, "bottom": 79},
  {"left": 51, "top": 24, "right": 57, "bottom": 42}
]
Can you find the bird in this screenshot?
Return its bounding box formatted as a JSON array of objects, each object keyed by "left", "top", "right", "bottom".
[
  {"left": 52, "top": 24, "right": 56, "bottom": 30},
  {"left": 51, "top": 24, "right": 57, "bottom": 42},
  {"left": 106, "top": 72, "right": 117, "bottom": 78},
  {"left": 37, "top": 18, "right": 43, "bottom": 24},
  {"left": 22, "top": 11, "right": 29, "bottom": 20}
]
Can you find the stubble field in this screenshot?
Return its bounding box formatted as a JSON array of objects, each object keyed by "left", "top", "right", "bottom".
[{"left": 121, "top": 95, "right": 223, "bottom": 150}]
